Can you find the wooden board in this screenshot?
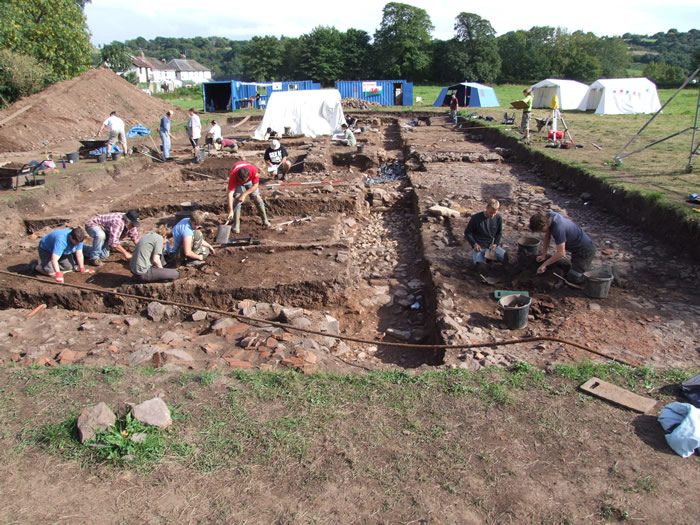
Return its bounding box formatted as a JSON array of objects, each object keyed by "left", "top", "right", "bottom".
[
  {"left": 510, "top": 100, "right": 528, "bottom": 110},
  {"left": 580, "top": 377, "right": 658, "bottom": 413}
]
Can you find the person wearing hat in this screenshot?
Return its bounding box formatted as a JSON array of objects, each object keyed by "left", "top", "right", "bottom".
[
  {"left": 32, "top": 227, "right": 93, "bottom": 283},
  {"left": 226, "top": 161, "right": 271, "bottom": 233},
  {"left": 84, "top": 210, "right": 141, "bottom": 266},
  {"left": 263, "top": 139, "right": 292, "bottom": 180}
]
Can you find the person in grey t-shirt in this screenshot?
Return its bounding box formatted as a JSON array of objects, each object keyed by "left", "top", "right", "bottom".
[
  {"left": 130, "top": 227, "right": 179, "bottom": 283},
  {"left": 529, "top": 211, "right": 596, "bottom": 283}
]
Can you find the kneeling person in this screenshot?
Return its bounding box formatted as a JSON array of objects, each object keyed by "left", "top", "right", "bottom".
[
  {"left": 264, "top": 139, "right": 292, "bottom": 180},
  {"left": 529, "top": 211, "right": 596, "bottom": 283},
  {"left": 464, "top": 199, "right": 507, "bottom": 268},
  {"left": 165, "top": 210, "right": 215, "bottom": 268},
  {"left": 34, "top": 227, "right": 93, "bottom": 283},
  {"left": 227, "top": 161, "right": 271, "bottom": 233},
  {"left": 131, "top": 226, "right": 180, "bottom": 282}
]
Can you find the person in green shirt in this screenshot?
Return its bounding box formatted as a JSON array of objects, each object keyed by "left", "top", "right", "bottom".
[
  {"left": 520, "top": 89, "right": 534, "bottom": 139},
  {"left": 335, "top": 123, "right": 357, "bottom": 147}
]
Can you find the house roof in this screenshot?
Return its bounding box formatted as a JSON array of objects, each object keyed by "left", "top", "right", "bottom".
[
  {"left": 130, "top": 55, "right": 172, "bottom": 71},
  {"left": 167, "top": 58, "right": 210, "bottom": 73}
]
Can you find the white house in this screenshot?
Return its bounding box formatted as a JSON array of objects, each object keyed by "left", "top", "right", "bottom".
[
  {"left": 127, "top": 52, "right": 177, "bottom": 92},
  {"left": 167, "top": 56, "right": 212, "bottom": 85}
]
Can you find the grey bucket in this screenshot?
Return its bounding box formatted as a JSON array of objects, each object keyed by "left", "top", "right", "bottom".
[
  {"left": 112, "top": 152, "right": 122, "bottom": 161},
  {"left": 284, "top": 126, "right": 292, "bottom": 135},
  {"left": 357, "top": 144, "right": 366, "bottom": 153},
  {"left": 66, "top": 152, "right": 79, "bottom": 163},
  {"left": 498, "top": 294, "right": 531, "bottom": 330},
  {"left": 518, "top": 236, "right": 540, "bottom": 255},
  {"left": 96, "top": 153, "right": 106, "bottom": 163},
  {"left": 583, "top": 270, "right": 613, "bottom": 298},
  {"left": 215, "top": 222, "right": 231, "bottom": 244}
]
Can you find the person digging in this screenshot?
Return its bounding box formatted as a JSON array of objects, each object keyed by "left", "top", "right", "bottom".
[
  {"left": 226, "top": 161, "right": 271, "bottom": 234},
  {"left": 528, "top": 211, "right": 596, "bottom": 284},
  {"left": 32, "top": 227, "right": 94, "bottom": 283},
  {"left": 164, "top": 210, "right": 215, "bottom": 268}
]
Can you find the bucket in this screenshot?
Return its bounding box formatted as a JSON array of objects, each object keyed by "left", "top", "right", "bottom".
[
  {"left": 518, "top": 236, "right": 540, "bottom": 255},
  {"left": 112, "top": 152, "right": 122, "bottom": 161},
  {"left": 96, "top": 153, "right": 106, "bottom": 163},
  {"left": 583, "top": 270, "right": 613, "bottom": 298},
  {"left": 198, "top": 149, "right": 206, "bottom": 162},
  {"left": 548, "top": 130, "right": 564, "bottom": 139},
  {"left": 66, "top": 152, "right": 79, "bottom": 163},
  {"left": 215, "top": 223, "right": 231, "bottom": 244},
  {"left": 284, "top": 126, "right": 292, "bottom": 135},
  {"left": 498, "top": 294, "right": 531, "bottom": 330},
  {"left": 357, "top": 144, "right": 366, "bottom": 153}
]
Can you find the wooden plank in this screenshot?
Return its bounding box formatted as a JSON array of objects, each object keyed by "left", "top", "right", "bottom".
[
  {"left": 0, "top": 105, "right": 32, "bottom": 127},
  {"left": 580, "top": 377, "right": 658, "bottom": 414}
]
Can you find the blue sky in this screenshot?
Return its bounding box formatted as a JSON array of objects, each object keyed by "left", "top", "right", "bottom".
[{"left": 85, "top": 0, "right": 700, "bottom": 46}]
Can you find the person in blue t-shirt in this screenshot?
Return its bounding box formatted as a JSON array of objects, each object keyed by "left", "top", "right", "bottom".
[
  {"left": 529, "top": 211, "right": 596, "bottom": 283},
  {"left": 165, "top": 210, "right": 215, "bottom": 267},
  {"left": 33, "top": 227, "right": 93, "bottom": 283}
]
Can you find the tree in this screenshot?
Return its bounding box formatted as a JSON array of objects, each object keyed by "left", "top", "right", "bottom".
[
  {"left": 373, "top": 2, "right": 434, "bottom": 80},
  {"left": 298, "top": 26, "right": 345, "bottom": 86},
  {"left": 0, "top": 49, "right": 50, "bottom": 106},
  {"left": 342, "top": 29, "right": 373, "bottom": 80},
  {"left": 595, "top": 37, "right": 630, "bottom": 78},
  {"left": 452, "top": 13, "right": 501, "bottom": 84},
  {"left": 643, "top": 61, "right": 688, "bottom": 86},
  {"left": 0, "top": 0, "right": 92, "bottom": 80},
  {"left": 241, "top": 36, "right": 284, "bottom": 81},
  {"left": 101, "top": 42, "right": 132, "bottom": 73}
]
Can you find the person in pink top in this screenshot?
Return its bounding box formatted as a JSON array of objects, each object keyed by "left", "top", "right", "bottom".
[{"left": 226, "top": 161, "right": 271, "bottom": 233}]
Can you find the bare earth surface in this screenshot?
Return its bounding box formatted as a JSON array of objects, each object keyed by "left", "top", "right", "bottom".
[{"left": 0, "top": 76, "right": 698, "bottom": 523}]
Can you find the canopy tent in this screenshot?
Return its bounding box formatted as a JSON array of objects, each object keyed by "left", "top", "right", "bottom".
[
  {"left": 530, "top": 79, "right": 589, "bottom": 110},
  {"left": 253, "top": 89, "right": 345, "bottom": 140},
  {"left": 433, "top": 82, "right": 500, "bottom": 108},
  {"left": 577, "top": 77, "right": 662, "bottom": 115}
]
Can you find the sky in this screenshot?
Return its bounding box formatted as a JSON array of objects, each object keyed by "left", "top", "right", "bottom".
[{"left": 85, "top": 0, "right": 700, "bottom": 46}]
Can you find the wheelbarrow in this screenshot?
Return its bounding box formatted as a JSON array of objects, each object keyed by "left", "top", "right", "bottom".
[
  {"left": 0, "top": 163, "right": 46, "bottom": 191},
  {"left": 78, "top": 139, "right": 109, "bottom": 159}
]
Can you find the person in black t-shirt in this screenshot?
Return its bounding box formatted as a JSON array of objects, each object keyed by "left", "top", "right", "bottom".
[{"left": 263, "top": 139, "right": 292, "bottom": 180}]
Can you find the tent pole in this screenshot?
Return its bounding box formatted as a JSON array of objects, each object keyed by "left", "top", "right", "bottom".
[
  {"left": 687, "top": 87, "right": 700, "bottom": 173},
  {"left": 615, "top": 67, "right": 700, "bottom": 162}
]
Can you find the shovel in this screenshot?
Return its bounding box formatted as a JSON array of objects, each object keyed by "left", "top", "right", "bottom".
[{"left": 215, "top": 219, "right": 232, "bottom": 244}]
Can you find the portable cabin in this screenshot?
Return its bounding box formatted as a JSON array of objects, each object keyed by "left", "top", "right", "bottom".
[
  {"left": 433, "top": 82, "right": 500, "bottom": 108},
  {"left": 335, "top": 80, "right": 413, "bottom": 106},
  {"left": 202, "top": 80, "right": 320, "bottom": 112}
]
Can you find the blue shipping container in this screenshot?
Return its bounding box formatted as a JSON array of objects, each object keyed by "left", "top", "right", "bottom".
[
  {"left": 202, "top": 80, "right": 320, "bottom": 111},
  {"left": 335, "top": 80, "right": 413, "bottom": 106}
]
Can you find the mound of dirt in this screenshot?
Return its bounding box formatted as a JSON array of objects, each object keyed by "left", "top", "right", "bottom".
[
  {"left": 342, "top": 97, "right": 382, "bottom": 110},
  {"left": 0, "top": 67, "right": 183, "bottom": 153}
]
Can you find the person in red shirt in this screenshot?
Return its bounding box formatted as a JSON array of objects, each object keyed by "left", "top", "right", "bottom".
[{"left": 226, "top": 161, "right": 271, "bottom": 233}]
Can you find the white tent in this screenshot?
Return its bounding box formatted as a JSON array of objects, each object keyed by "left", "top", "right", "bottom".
[
  {"left": 530, "top": 79, "right": 589, "bottom": 110},
  {"left": 253, "top": 89, "right": 345, "bottom": 140},
  {"left": 577, "top": 77, "right": 662, "bottom": 115}
]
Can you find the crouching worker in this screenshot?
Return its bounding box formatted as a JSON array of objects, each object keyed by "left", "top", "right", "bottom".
[
  {"left": 464, "top": 199, "right": 508, "bottom": 272},
  {"left": 84, "top": 210, "right": 140, "bottom": 266},
  {"left": 227, "top": 161, "right": 271, "bottom": 234},
  {"left": 165, "top": 210, "right": 215, "bottom": 268},
  {"left": 216, "top": 137, "right": 238, "bottom": 152},
  {"left": 529, "top": 211, "right": 596, "bottom": 283},
  {"left": 33, "top": 227, "right": 93, "bottom": 283},
  {"left": 130, "top": 226, "right": 180, "bottom": 282}
]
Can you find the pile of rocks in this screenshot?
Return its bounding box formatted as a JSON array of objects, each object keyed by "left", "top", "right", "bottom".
[{"left": 342, "top": 98, "right": 382, "bottom": 110}]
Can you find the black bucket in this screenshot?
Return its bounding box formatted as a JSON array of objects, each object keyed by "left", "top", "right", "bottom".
[
  {"left": 357, "top": 144, "right": 366, "bottom": 153},
  {"left": 518, "top": 236, "right": 540, "bottom": 255},
  {"left": 96, "top": 153, "right": 106, "bottom": 163},
  {"left": 112, "top": 152, "right": 122, "bottom": 161},
  {"left": 583, "top": 270, "right": 613, "bottom": 298},
  {"left": 66, "top": 152, "right": 79, "bottom": 163},
  {"left": 498, "top": 294, "right": 531, "bottom": 330}
]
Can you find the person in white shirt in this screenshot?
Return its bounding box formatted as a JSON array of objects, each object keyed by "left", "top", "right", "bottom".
[
  {"left": 97, "top": 111, "right": 128, "bottom": 156},
  {"left": 206, "top": 120, "right": 222, "bottom": 150},
  {"left": 186, "top": 108, "right": 202, "bottom": 159}
]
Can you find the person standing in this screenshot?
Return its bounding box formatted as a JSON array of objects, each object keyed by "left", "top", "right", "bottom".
[
  {"left": 464, "top": 199, "right": 508, "bottom": 271},
  {"left": 449, "top": 93, "right": 459, "bottom": 124},
  {"left": 130, "top": 226, "right": 179, "bottom": 282},
  {"left": 32, "top": 227, "right": 93, "bottom": 283},
  {"left": 226, "top": 161, "right": 271, "bottom": 233},
  {"left": 84, "top": 210, "right": 141, "bottom": 266},
  {"left": 165, "top": 210, "right": 215, "bottom": 268},
  {"left": 97, "top": 111, "right": 128, "bottom": 156},
  {"left": 520, "top": 89, "right": 534, "bottom": 139},
  {"left": 186, "top": 108, "right": 202, "bottom": 160},
  {"left": 263, "top": 139, "right": 292, "bottom": 180},
  {"left": 529, "top": 211, "right": 596, "bottom": 283},
  {"left": 159, "top": 111, "right": 174, "bottom": 160}
]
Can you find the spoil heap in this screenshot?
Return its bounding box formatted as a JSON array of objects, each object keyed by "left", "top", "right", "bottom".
[
  {"left": 0, "top": 68, "right": 181, "bottom": 153},
  {"left": 341, "top": 97, "right": 382, "bottom": 110}
]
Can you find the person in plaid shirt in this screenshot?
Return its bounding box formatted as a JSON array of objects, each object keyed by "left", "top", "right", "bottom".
[{"left": 84, "top": 210, "right": 141, "bottom": 266}]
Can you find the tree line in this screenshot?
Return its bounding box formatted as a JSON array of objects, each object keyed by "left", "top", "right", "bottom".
[{"left": 0, "top": 1, "right": 698, "bottom": 108}]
